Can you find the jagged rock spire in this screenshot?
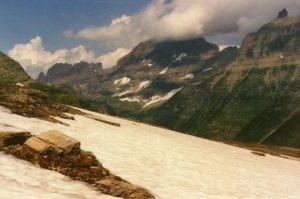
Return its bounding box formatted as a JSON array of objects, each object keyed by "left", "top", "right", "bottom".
[{"left": 277, "top": 8, "right": 288, "bottom": 19}]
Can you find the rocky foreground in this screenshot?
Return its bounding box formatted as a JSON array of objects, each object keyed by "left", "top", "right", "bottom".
[{"left": 0, "top": 130, "right": 154, "bottom": 199}]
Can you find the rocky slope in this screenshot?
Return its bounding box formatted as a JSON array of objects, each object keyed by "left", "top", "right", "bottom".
[
  {"left": 39, "top": 37, "right": 221, "bottom": 109},
  {"left": 144, "top": 11, "right": 300, "bottom": 148},
  {"left": 0, "top": 51, "right": 31, "bottom": 85},
  {"left": 37, "top": 62, "right": 104, "bottom": 92}
]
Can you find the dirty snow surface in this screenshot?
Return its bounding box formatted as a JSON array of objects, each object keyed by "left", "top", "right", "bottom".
[
  {"left": 0, "top": 106, "right": 300, "bottom": 199},
  {"left": 0, "top": 153, "right": 115, "bottom": 199}
]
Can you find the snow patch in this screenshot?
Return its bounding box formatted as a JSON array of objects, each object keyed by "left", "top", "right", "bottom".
[
  {"left": 175, "top": 53, "right": 187, "bottom": 62},
  {"left": 202, "top": 67, "right": 213, "bottom": 72},
  {"left": 120, "top": 97, "right": 140, "bottom": 102},
  {"left": 112, "top": 90, "right": 133, "bottom": 97},
  {"left": 159, "top": 67, "right": 169, "bottom": 75},
  {"left": 114, "top": 77, "right": 131, "bottom": 85},
  {"left": 143, "top": 87, "right": 183, "bottom": 108},
  {"left": 136, "top": 80, "right": 151, "bottom": 92},
  {"left": 180, "top": 74, "right": 194, "bottom": 80},
  {"left": 16, "top": 83, "right": 24, "bottom": 87}
]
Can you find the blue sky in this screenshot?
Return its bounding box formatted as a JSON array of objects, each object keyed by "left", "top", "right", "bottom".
[{"left": 0, "top": 0, "right": 149, "bottom": 54}]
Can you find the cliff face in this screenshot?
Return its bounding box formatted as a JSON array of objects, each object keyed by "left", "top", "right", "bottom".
[
  {"left": 237, "top": 16, "right": 300, "bottom": 66},
  {"left": 37, "top": 62, "right": 104, "bottom": 92},
  {"left": 144, "top": 13, "right": 300, "bottom": 148}
]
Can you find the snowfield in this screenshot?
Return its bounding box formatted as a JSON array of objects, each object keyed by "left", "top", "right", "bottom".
[
  {"left": 0, "top": 153, "right": 116, "bottom": 199},
  {"left": 0, "top": 106, "right": 300, "bottom": 199}
]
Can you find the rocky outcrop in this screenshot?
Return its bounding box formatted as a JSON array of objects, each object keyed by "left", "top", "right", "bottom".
[
  {"left": 238, "top": 10, "right": 300, "bottom": 63},
  {"left": 37, "top": 72, "right": 47, "bottom": 83},
  {"left": 0, "top": 131, "right": 154, "bottom": 199},
  {"left": 0, "top": 85, "right": 80, "bottom": 123},
  {"left": 277, "top": 8, "right": 288, "bottom": 19},
  {"left": 37, "top": 62, "right": 104, "bottom": 92}
]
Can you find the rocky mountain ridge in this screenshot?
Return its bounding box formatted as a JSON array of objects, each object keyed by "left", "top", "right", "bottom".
[
  {"left": 144, "top": 11, "right": 300, "bottom": 148},
  {"left": 30, "top": 10, "right": 300, "bottom": 148},
  {"left": 38, "top": 37, "right": 225, "bottom": 109},
  {"left": 37, "top": 61, "right": 104, "bottom": 92}
]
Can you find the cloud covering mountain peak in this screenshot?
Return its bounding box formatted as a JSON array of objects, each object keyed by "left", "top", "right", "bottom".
[{"left": 67, "top": 0, "right": 300, "bottom": 49}]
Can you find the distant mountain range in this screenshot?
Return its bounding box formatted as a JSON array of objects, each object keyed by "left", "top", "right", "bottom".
[{"left": 3, "top": 10, "right": 300, "bottom": 148}]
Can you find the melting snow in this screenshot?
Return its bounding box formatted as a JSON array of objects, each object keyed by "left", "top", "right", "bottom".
[
  {"left": 202, "top": 67, "right": 213, "bottom": 72},
  {"left": 159, "top": 67, "right": 169, "bottom": 75},
  {"left": 143, "top": 87, "right": 183, "bottom": 108},
  {"left": 112, "top": 90, "right": 133, "bottom": 97},
  {"left": 175, "top": 53, "right": 187, "bottom": 62},
  {"left": 114, "top": 77, "right": 131, "bottom": 85},
  {"left": 136, "top": 80, "right": 151, "bottom": 92},
  {"left": 180, "top": 74, "right": 194, "bottom": 80},
  {"left": 0, "top": 153, "right": 115, "bottom": 199},
  {"left": 0, "top": 106, "right": 300, "bottom": 199},
  {"left": 119, "top": 97, "right": 140, "bottom": 102}
]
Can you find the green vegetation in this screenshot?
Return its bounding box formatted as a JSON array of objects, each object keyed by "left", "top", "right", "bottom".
[
  {"left": 143, "top": 65, "right": 300, "bottom": 148},
  {"left": 0, "top": 51, "right": 31, "bottom": 85}
]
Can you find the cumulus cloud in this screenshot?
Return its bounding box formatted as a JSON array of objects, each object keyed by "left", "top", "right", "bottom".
[
  {"left": 67, "top": 0, "right": 300, "bottom": 49},
  {"left": 98, "top": 48, "right": 131, "bottom": 69},
  {"left": 8, "top": 36, "right": 129, "bottom": 78}
]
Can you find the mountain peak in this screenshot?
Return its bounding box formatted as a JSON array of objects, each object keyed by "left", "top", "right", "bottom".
[
  {"left": 277, "top": 8, "right": 288, "bottom": 19},
  {"left": 118, "top": 37, "right": 218, "bottom": 67}
]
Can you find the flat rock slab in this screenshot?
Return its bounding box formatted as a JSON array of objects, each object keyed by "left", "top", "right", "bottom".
[
  {"left": 23, "top": 136, "right": 54, "bottom": 154},
  {"left": 23, "top": 130, "right": 80, "bottom": 154},
  {"left": 37, "top": 130, "right": 80, "bottom": 153}
]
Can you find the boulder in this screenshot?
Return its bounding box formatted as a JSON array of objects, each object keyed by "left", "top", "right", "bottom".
[
  {"left": 37, "top": 130, "right": 80, "bottom": 153},
  {"left": 23, "top": 136, "right": 54, "bottom": 154},
  {"left": 23, "top": 130, "right": 80, "bottom": 155}
]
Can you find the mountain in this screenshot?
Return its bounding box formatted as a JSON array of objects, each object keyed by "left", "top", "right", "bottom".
[
  {"left": 41, "top": 37, "right": 221, "bottom": 110},
  {"left": 143, "top": 12, "right": 300, "bottom": 148},
  {"left": 0, "top": 51, "right": 31, "bottom": 85},
  {"left": 33, "top": 10, "right": 300, "bottom": 149},
  {"left": 37, "top": 61, "right": 104, "bottom": 92}
]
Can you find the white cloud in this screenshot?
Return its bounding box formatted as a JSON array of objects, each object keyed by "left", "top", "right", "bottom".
[
  {"left": 111, "top": 15, "right": 132, "bottom": 26},
  {"left": 67, "top": 0, "right": 300, "bottom": 49},
  {"left": 98, "top": 48, "right": 131, "bottom": 69},
  {"left": 8, "top": 36, "right": 129, "bottom": 78}
]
